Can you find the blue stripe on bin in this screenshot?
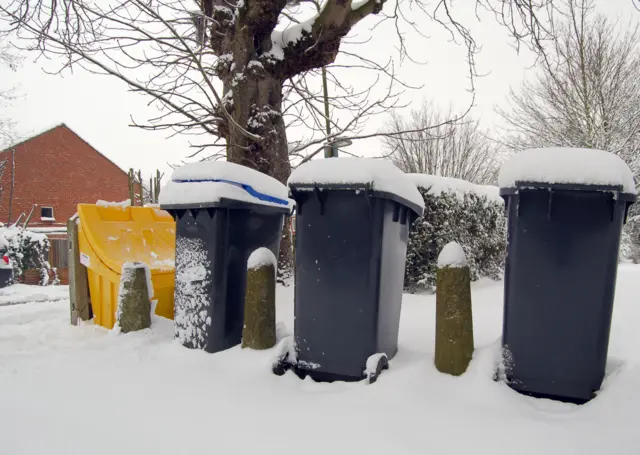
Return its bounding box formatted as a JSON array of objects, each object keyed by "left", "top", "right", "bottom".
[{"left": 173, "top": 178, "right": 290, "bottom": 206}]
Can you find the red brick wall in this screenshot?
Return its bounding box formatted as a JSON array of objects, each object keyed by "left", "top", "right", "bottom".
[{"left": 0, "top": 125, "right": 131, "bottom": 226}]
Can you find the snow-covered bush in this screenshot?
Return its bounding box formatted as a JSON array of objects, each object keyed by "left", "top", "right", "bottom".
[
  {"left": 0, "top": 228, "right": 55, "bottom": 285},
  {"left": 622, "top": 214, "right": 640, "bottom": 263},
  {"left": 404, "top": 175, "right": 507, "bottom": 293}
]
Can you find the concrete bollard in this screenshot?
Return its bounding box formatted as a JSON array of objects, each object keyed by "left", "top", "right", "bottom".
[
  {"left": 435, "top": 242, "right": 474, "bottom": 376},
  {"left": 117, "top": 262, "right": 152, "bottom": 333},
  {"left": 242, "top": 248, "right": 277, "bottom": 350}
]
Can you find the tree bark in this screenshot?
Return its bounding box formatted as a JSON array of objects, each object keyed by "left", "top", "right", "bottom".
[
  {"left": 225, "top": 70, "right": 293, "bottom": 277},
  {"left": 208, "top": 1, "right": 387, "bottom": 278},
  {"left": 219, "top": 11, "right": 293, "bottom": 276},
  {"left": 226, "top": 73, "right": 290, "bottom": 181}
]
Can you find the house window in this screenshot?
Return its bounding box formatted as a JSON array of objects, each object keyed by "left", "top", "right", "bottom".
[{"left": 40, "top": 207, "right": 55, "bottom": 220}]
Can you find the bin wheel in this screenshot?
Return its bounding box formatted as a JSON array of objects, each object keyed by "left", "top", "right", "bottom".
[
  {"left": 272, "top": 353, "right": 291, "bottom": 376},
  {"left": 365, "top": 353, "right": 389, "bottom": 384},
  {"left": 272, "top": 335, "right": 296, "bottom": 377},
  {"left": 293, "top": 367, "right": 308, "bottom": 380}
]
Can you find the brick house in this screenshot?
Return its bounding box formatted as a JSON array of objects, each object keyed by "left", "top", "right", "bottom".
[{"left": 0, "top": 124, "right": 132, "bottom": 234}]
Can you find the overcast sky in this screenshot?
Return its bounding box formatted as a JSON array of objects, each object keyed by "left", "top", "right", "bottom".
[{"left": 0, "top": 0, "right": 637, "bottom": 177}]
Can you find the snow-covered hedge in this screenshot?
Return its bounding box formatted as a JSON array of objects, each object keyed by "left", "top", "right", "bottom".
[
  {"left": 622, "top": 214, "right": 640, "bottom": 263},
  {"left": 0, "top": 228, "right": 56, "bottom": 285},
  {"left": 404, "top": 175, "right": 507, "bottom": 293}
]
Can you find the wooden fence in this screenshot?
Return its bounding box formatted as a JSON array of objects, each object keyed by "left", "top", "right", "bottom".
[{"left": 48, "top": 238, "right": 70, "bottom": 284}]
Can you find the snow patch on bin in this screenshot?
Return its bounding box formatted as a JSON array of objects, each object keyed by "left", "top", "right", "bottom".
[
  {"left": 174, "top": 236, "right": 212, "bottom": 350},
  {"left": 288, "top": 158, "right": 425, "bottom": 215},
  {"left": 159, "top": 161, "right": 294, "bottom": 211},
  {"left": 498, "top": 147, "right": 636, "bottom": 194}
]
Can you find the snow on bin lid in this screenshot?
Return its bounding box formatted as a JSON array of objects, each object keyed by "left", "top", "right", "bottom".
[
  {"left": 499, "top": 148, "right": 636, "bottom": 195},
  {"left": 159, "top": 161, "right": 294, "bottom": 210},
  {"left": 408, "top": 173, "right": 503, "bottom": 204},
  {"left": 288, "top": 158, "right": 425, "bottom": 214}
]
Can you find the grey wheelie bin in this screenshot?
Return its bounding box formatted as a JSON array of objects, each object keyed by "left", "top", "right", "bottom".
[
  {"left": 159, "top": 161, "right": 293, "bottom": 354},
  {"left": 498, "top": 147, "right": 636, "bottom": 403},
  {"left": 274, "top": 158, "right": 424, "bottom": 383}
]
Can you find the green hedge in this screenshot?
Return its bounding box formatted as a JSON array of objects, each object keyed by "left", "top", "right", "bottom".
[{"left": 404, "top": 175, "right": 507, "bottom": 293}]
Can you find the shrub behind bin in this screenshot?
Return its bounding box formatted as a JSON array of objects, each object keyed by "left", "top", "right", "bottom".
[
  {"left": 0, "top": 227, "right": 54, "bottom": 285},
  {"left": 404, "top": 175, "right": 507, "bottom": 293}
]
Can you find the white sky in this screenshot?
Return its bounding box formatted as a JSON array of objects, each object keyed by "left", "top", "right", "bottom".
[{"left": 0, "top": 0, "right": 637, "bottom": 177}]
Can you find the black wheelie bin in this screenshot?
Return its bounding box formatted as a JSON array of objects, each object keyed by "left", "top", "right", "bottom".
[
  {"left": 276, "top": 158, "right": 424, "bottom": 383},
  {"left": 498, "top": 147, "right": 636, "bottom": 403},
  {"left": 160, "top": 161, "right": 293, "bottom": 354}
]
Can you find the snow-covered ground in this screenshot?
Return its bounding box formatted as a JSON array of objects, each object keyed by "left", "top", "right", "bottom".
[
  {"left": 2, "top": 268, "right": 640, "bottom": 454},
  {"left": 0, "top": 283, "right": 69, "bottom": 307}
]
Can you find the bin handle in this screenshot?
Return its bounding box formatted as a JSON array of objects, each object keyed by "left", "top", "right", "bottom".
[{"left": 173, "top": 178, "right": 290, "bottom": 206}]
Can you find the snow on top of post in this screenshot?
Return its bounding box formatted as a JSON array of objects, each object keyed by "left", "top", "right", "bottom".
[
  {"left": 499, "top": 148, "right": 636, "bottom": 194},
  {"left": 288, "top": 158, "right": 425, "bottom": 212},
  {"left": 159, "top": 161, "right": 293, "bottom": 210},
  {"left": 408, "top": 174, "right": 503, "bottom": 203},
  {"left": 120, "top": 261, "right": 154, "bottom": 299},
  {"left": 247, "top": 247, "right": 277, "bottom": 271},
  {"left": 437, "top": 242, "right": 468, "bottom": 269}
]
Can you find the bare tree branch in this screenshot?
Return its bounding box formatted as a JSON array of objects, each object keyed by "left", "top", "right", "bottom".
[
  {"left": 498, "top": 0, "right": 640, "bottom": 182},
  {"left": 383, "top": 100, "right": 501, "bottom": 184}
]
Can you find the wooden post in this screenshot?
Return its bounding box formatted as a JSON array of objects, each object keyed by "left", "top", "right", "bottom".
[
  {"left": 137, "top": 170, "right": 143, "bottom": 206},
  {"left": 155, "top": 170, "right": 161, "bottom": 202},
  {"left": 435, "top": 242, "right": 474, "bottom": 376},
  {"left": 128, "top": 168, "right": 135, "bottom": 206},
  {"left": 68, "top": 216, "right": 91, "bottom": 325}
]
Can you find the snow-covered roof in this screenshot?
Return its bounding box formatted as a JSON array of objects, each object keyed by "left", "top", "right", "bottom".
[
  {"left": 288, "top": 158, "right": 425, "bottom": 214},
  {"left": 499, "top": 148, "right": 636, "bottom": 195},
  {"left": 159, "top": 161, "right": 293, "bottom": 211},
  {"left": 408, "top": 174, "right": 502, "bottom": 204},
  {"left": 0, "top": 123, "right": 129, "bottom": 176},
  {"left": 0, "top": 122, "right": 66, "bottom": 152}
]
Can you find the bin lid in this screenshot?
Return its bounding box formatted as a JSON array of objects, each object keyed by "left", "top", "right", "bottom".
[
  {"left": 77, "top": 204, "right": 176, "bottom": 276},
  {"left": 159, "top": 161, "right": 294, "bottom": 213},
  {"left": 288, "top": 158, "right": 425, "bottom": 217},
  {"left": 499, "top": 148, "right": 636, "bottom": 198}
]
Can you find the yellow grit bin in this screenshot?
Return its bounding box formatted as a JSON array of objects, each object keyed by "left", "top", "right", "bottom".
[{"left": 76, "top": 203, "right": 176, "bottom": 329}]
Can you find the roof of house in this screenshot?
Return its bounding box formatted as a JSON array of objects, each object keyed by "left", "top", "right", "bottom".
[{"left": 0, "top": 123, "right": 129, "bottom": 176}]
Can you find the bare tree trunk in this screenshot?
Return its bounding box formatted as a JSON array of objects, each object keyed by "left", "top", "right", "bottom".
[
  {"left": 227, "top": 72, "right": 292, "bottom": 277},
  {"left": 226, "top": 75, "right": 290, "bottom": 182},
  {"left": 222, "top": 32, "right": 292, "bottom": 277}
]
